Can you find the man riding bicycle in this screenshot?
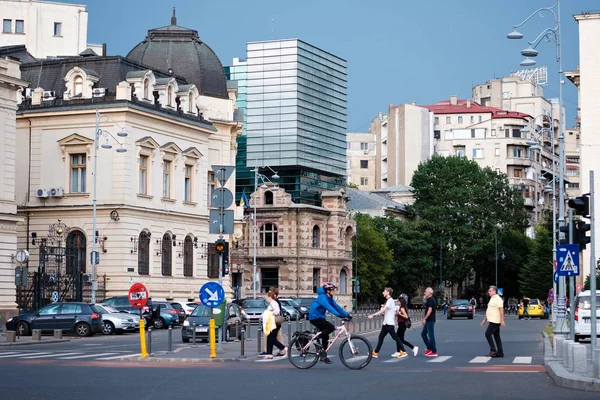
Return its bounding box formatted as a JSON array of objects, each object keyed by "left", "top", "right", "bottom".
[{"left": 308, "top": 282, "right": 351, "bottom": 364}]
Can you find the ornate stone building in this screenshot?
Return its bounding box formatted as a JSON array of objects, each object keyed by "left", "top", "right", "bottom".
[{"left": 230, "top": 186, "right": 355, "bottom": 309}]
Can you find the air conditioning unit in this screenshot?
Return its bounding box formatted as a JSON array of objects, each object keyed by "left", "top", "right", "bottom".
[
  {"left": 50, "top": 187, "right": 64, "bottom": 198},
  {"left": 42, "top": 91, "right": 55, "bottom": 101},
  {"left": 92, "top": 88, "right": 106, "bottom": 97},
  {"left": 36, "top": 188, "right": 49, "bottom": 198},
  {"left": 25, "top": 88, "right": 32, "bottom": 99}
]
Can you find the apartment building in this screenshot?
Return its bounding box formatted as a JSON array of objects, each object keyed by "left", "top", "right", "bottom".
[{"left": 346, "top": 132, "right": 376, "bottom": 190}]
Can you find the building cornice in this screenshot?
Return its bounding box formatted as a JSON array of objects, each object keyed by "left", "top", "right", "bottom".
[
  {"left": 18, "top": 203, "right": 210, "bottom": 219},
  {"left": 574, "top": 13, "right": 600, "bottom": 22}
]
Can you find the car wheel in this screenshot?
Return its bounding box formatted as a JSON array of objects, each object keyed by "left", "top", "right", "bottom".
[
  {"left": 284, "top": 313, "right": 291, "bottom": 322},
  {"left": 468, "top": 316, "right": 473, "bottom": 320},
  {"left": 154, "top": 318, "right": 165, "bottom": 329},
  {"left": 182, "top": 338, "right": 190, "bottom": 343},
  {"left": 225, "top": 327, "right": 231, "bottom": 342},
  {"left": 75, "top": 322, "right": 91, "bottom": 337},
  {"left": 17, "top": 321, "right": 30, "bottom": 336},
  {"left": 447, "top": 316, "right": 452, "bottom": 320},
  {"left": 102, "top": 321, "right": 115, "bottom": 335},
  {"left": 574, "top": 335, "right": 581, "bottom": 343}
]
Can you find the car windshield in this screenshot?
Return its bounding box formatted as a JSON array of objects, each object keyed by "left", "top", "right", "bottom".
[
  {"left": 98, "top": 304, "right": 119, "bottom": 313},
  {"left": 577, "top": 296, "right": 600, "bottom": 310},
  {"left": 453, "top": 300, "right": 469, "bottom": 305},
  {"left": 191, "top": 305, "right": 212, "bottom": 317},
  {"left": 243, "top": 300, "right": 266, "bottom": 308},
  {"left": 90, "top": 305, "right": 103, "bottom": 314},
  {"left": 171, "top": 303, "right": 183, "bottom": 310},
  {"left": 186, "top": 303, "right": 199, "bottom": 308},
  {"left": 529, "top": 299, "right": 539, "bottom": 305},
  {"left": 282, "top": 299, "right": 300, "bottom": 306},
  {"left": 154, "top": 302, "right": 173, "bottom": 309}
]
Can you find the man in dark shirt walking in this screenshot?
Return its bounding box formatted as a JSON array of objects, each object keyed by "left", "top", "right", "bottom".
[{"left": 421, "top": 287, "right": 438, "bottom": 357}]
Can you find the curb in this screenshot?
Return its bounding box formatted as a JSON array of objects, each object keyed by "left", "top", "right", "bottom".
[
  {"left": 0, "top": 338, "right": 71, "bottom": 347},
  {"left": 543, "top": 331, "right": 600, "bottom": 391},
  {"left": 118, "top": 356, "right": 254, "bottom": 363}
]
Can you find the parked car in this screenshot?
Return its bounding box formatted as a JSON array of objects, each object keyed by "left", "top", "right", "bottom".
[
  {"left": 518, "top": 298, "right": 547, "bottom": 319},
  {"left": 171, "top": 301, "right": 196, "bottom": 316},
  {"left": 573, "top": 290, "right": 600, "bottom": 343},
  {"left": 102, "top": 296, "right": 149, "bottom": 315},
  {"left": 294, "top": 297, "right": 316, "bottom": 313},
  {"left": 234, "top": 298, "right": 267, "bottom": 323},
  {"left": 280, "top": 298, "right": 309, "bottom": 319},
  {"left": 94, "top": 303, "right": 139, "bottom": 335},
  {"left": 101, "top": 296, "right": 178, "bottom": 329},
  {"left": 181, "top": 303, "right": 244, "bottom": 343},
  {"left": 5, "top": 302, "right": 103, "bottom": 337},
  {"left": 148, "top": 301, "right": 181, "bottom": 328},
  {"left": 170, "top": 302, "right": 187, "bottom": 323},
  {"left": 447, "top": 299, "right": 474, "bottom": 319}
]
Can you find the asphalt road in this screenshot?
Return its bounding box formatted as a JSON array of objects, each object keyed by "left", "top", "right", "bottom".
[{"left": 0, "top": 313, "right": 597, "bottom": 400}]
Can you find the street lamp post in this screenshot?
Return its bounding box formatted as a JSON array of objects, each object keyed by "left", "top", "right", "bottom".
[
  {"left": 494, "top": 226, "right": 505, "bottom": 288},
  {"left": 92, "top": 109, "right": 127, "bottom": 304},
  {"left": 250, "top": 162, "right": 279, "bottom": 299},
  {"left": 508, "top": 0, "right": 567, "bottom": 335}
]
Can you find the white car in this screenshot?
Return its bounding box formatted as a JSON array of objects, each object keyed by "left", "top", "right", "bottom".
[
  {"left": 95, "top": 303, "right": 140, "bottom": 335},
  {"left": 573, "top": 290, "right": 600, "bottom": 343}
]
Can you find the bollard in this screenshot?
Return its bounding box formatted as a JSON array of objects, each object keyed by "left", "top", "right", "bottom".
[
  {"left": 295, "top": 317, "right": 299, "bottom": 333},
  {"left": 168, "top": 325, "right": 173, "bottom": 352},
  {"left": 572, "top": 344, "right": 587, "bottom": 374},
  {"left": 235, "top": 321, "right": 240, "bottom": 341},
  {"left": 594, "top": 348, "right": 600, "bottom": 378},
  {"left": 246, "top": 321, "right": 252, "bottom": 340},
  {"left": 257, "top": 326, "right": 262, "bottom": 354},
  {"left": 300, "top": 318, "right": 304, "bottom": 333},
  {"left": 32, "top": 329, "right": 41, "bottom": 340},
  {"left": 368, "top": 316, "right": 372, "bottom": 331},
  {"left": 147, "top": 327, "right": 152, "bottom": 355},
  {"left": 5, "top": 331, "right": 16, "bottom": 342},
  {"left": 287, "top": 320, "right": 292, "bottom": 346},
  {"left": 54, "top": 329, "right": 62, "bottom": 339},
  {"left": 192, "top": 322, "right": 197, "bottom": 347},
  {"left": 555, "top": 336, "right": 565, "bottom": 359},
  {"left": 240, "top": 326, "right": 246, "bottom": 358},
  {"left": 565, "top": 340, "right": 575, "bottom": 371}
]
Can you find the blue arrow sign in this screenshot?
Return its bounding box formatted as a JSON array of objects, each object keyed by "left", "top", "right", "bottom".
[
  {"left": 554, "top": 271, "right": 559, "bottom": 283},
  {"left": 199, "top": 282, "right": 225, "bottom": 308},
  {"left": 497, "top": 288, "right": 503, "bottom": 297},
  {"left": 556, "top": 244, "right": 580, "bottom": 277}
]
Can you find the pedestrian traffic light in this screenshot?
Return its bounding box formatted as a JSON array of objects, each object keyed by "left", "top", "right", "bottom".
[
  {"left": 215, "top": 239, "right": 226, "bottom": 255},
  {"left": 576, "top": 219, "right": 591, "bottom": 250},
  {"left": 353, "top": 279, "right": 360, "bottom": 294},
  {"left": 568, "top": 195, "right": 590, "bottom": 217},
  {"left": 559, "top": 224, "right": 571, "bottom": 245},
  {"left": 222, "top": 260, "right": 230, "bottom": 277}
]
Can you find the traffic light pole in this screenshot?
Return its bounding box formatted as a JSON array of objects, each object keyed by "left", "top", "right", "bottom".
[
  {"left": 590, "top": 171, "right": 597, "bottom": 362},
  {"left": 568, "top": 208, "right": 575, "bottom": 340}
]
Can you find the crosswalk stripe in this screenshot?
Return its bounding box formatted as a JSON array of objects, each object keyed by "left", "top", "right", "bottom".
[
  {"left": 0, "top": 352, "right": 21, "bottom": 356},
  {"left": 21, "top": 353, "right": 80, "bottom": 359},
  {"left": 57, "top": 353, "right": 118, "bottom": 360},
  {"left": 0, "top": 352, "right": 50, "bottom": 358},
  {"left": 469, "top": 356, "right": 491, "bottom": 363},
  {"left": 96, "top": 353, "right": 140, "bottom": 360},
  {"left": 512, "top": 357, "right": 532, "bottom": 364},
  {"left": 383, "top": 357, "right": 409, "bottom": 363},
  {"left": 256, "top": 357, "right": 288, "bottom": 362},
  {"left": 427, "top": 356, "right": 453, "bottom": 363}
]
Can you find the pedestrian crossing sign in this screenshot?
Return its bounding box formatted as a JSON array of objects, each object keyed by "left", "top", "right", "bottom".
[{"left": 556, "top": 244, "right": 580, "bottom": 277}]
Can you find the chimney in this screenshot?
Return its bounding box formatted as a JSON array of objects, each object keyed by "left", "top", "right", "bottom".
[
  {"left": 171, "top": 7, "right": 177, "bottom": 25},
  {"left": 466, "top": 100, "right": 471, "bottom": 108},
  {"left": 450, "top": 95, "right": 458, "bottom": 105}
]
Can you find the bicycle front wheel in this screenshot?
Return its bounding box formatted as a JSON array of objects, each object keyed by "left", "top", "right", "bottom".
[
  {"left": 288, "top": 335, "right": 320, "bottom": 369},
  {"left": 339, "top": 335, "right": 372, "bottom": 370}
]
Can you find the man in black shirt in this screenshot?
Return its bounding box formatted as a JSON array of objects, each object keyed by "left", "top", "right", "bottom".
[
  {"left": 522, "top": 296, "right": 531, "bottom": 320},
  {"left": 421, "top": 287, "right": 438, "bottom": 357}
]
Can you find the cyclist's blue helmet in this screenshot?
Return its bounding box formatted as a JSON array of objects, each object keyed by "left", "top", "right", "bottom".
[{"left": 323, "top": 282, "right": 337, "bottom": 291}]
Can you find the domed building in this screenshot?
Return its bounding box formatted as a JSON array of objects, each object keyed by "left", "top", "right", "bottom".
[{"left": 127, "top": 10, "right": 228, "bottom": 100}]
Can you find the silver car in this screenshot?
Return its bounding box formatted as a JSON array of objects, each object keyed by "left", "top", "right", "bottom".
[{"left": 95, "top": 303, "right": 140, "bottom": 335}]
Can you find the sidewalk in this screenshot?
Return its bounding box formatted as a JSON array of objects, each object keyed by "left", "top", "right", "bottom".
[
  {"left": 543, "top": 332, "right": 600, "bottom": 391},
  {"left": 0, "top": 332, "right": 72, "bottom": 347}
]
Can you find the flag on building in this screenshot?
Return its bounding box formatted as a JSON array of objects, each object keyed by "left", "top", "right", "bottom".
[{"left": 240, "top": 188, "right": 250, "bottom": 208}]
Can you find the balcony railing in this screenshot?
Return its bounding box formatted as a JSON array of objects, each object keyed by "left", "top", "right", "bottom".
[{"left": 230, "top": 246, "right": 353, "bottom": 261}]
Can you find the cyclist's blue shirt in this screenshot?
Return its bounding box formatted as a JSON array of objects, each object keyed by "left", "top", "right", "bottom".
[{"left": 309, "top": 287, "right": 349, "bottom": 320}]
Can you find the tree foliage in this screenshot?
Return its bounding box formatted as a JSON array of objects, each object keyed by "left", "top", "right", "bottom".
[{"left": 519, "top": 221, "right": 553, "bottom": 299}]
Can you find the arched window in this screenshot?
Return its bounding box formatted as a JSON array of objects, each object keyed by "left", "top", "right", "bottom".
[
  {"left": 167, "top": 86, "right": 173, "bottom": 107},
  {"left": 73, "top": 75, "right": 83, "bottom": 96},
  {"left": 259, "top": 223, "right": 278, "bottom": 247},
  {"left": 188, "top": 92, "right": 194, "bottom": 113},
  {"left": 143, "top": 79, "right": 149, "bottom": 99},
  {"left": 340, "top": 269, "right": 348, "bottom": 294},
  {"left": 312, "top": 225, "right": 320, "bottom": 248},
  {"left": 138, "top": 231, "right": 150, "bottom": 275},
  {"left": 264, "top": 191, "right": 274, "bottom": 205},
  {"left": 183, "top": 235, "right": 193, "bottom": 277},
  {"left": 345, "top": 226, "right": 353, "bottom": 250},
  {"left": 66, "top": 230, "right": 86, "bottom": 275},
  {"left": 161, "top": 233, "right": 172, "bottom": 276}
]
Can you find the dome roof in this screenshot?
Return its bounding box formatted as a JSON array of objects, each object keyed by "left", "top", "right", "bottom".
[{"left": 126, "top": 10, "right": 228, "bottom": 99}]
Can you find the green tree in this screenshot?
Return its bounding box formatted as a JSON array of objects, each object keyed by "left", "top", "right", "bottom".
[
  {"left": 409, "top": 155, "right": 530, "bottom": 293},
  {"left": 583, "top": 262, "right": 600, "bottom": 291},
  {"left": 519, "top": 222, "right": 553, "bottom": 299},
  {"left": 373, "top": 216, "right": 434, "bottom": 296},
  {"left": 354, "top": 213, "right": 393, "bottom": 302}
]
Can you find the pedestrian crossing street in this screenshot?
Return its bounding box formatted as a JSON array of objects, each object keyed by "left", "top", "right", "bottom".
[
  {"left": 0, "top": 350, "right": 139, "bottom": 361},
  {"left": 256, "top": 354, "right": 536, "bottom": 365}
]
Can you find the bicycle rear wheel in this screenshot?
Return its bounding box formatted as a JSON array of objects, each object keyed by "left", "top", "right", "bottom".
[
  {"left": 288, "top": 335, "right": 320, "bottom": 369},
  {"left": 339, "top": 335, "right": 372, "bottom": 370}
]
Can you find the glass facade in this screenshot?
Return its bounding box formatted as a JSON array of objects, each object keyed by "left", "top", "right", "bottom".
[{"left": 229, "top": 40, "right": 347, "bottom": 205}]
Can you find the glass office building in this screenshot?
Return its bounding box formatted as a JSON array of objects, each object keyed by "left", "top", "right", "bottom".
[{"left": 240, "top": 39, "right": 347, "bottom": 205}]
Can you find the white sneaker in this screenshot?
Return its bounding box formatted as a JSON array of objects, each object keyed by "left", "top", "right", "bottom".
[
  {"left": 391, "top": 352, "right": 401, "bottom": 357},
  {"left": 412, "top": 346, "right": 419, "bottom": 357}
]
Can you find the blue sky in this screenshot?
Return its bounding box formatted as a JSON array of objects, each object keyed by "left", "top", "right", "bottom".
[{"left": 71, "top": 0, "right": 593, "bottom": 130}]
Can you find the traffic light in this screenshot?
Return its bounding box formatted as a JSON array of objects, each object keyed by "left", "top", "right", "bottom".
[
  {"left": 576, "top": 219, "right": 591, "bottom": 250},
  {"left": 222, "top": 259, "right": 230, "bottom": 277},
  {"left": 215, "top": 239, "right": 230, "bottom": 276},
  {"left": 559, "top": 224, "right": 570, "bottom": 245},
  {"left": 215, "top": 239, "right": 226, "bottom": 255},
  {"left": 568, "top": 195, "right": 590, "bottom": 217},
  {"left": 352, "top": 278, "right": 360, "bottom": 294}
]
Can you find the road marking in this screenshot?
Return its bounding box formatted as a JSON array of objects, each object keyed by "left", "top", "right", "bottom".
[
  {"left": 469, "top": 356, "right": 491, "bottom": 363},
  {"left": 96, "top": 353, "right": 140, "bottom": 360},
  {"left": 0, "top": 352, "right": 49, "bottom": 358},
  {"left": 0, "top": 352, "right": 21, "bottom": 356},
  {"left": 426, "top": 356, "right": 453, "bottom": 363},
  {"left": 57, "top": 353, "right": 119, "bottom": 360},
  {"left": 21, "top": 352, "right": 80, "bottom": 359},
  {"left": 512, "top": 357, "right": 532, "bottom": 364},
  {"left": 383, "top": 357, "right": 409, "bottom": 363},
  {"left": 256, "top": 357, "right": 288, "bottom": 362}
]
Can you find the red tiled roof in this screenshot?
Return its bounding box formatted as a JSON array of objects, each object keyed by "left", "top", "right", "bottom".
[{"left": 421, "top": 99, "right": 531, "bottom": 120}]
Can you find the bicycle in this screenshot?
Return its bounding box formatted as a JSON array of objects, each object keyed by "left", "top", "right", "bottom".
[{"left": 288, "top": 318, "right": 372, "bottom": 370}]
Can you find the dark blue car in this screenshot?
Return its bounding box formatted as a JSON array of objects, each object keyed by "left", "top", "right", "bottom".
[{"left": 5, "top": 302, "right": 103, "bottom": 337}]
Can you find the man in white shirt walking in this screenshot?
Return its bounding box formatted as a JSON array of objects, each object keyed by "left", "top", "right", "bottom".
[
  {"left": 369, "top": 287, "right": 407, "bottom": 358},
  {"left": 481, "top": 285, "right": 505, "bottom": 357}
]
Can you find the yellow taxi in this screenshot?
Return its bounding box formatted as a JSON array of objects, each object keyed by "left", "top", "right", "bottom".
[{"left": 518, "top": 298, "right": 548, "bottom": 319}]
